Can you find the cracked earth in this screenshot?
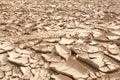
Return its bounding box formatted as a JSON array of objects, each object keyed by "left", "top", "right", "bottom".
[{"left": 0, "top": 0, "right": 120, "bottom": 80}]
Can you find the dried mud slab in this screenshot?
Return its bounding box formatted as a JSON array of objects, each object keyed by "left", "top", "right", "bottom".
[
  {"left": 0, "top": 53, "right": 8, "bottom": 65},
  {"left": 0, "top": 70, "right": 5, "bottom": 79},
  {"left": 55, "top": 44, "right": 71, "bottom": 60},
  {"left": 8, "top": 57, "right": 29, "bottom": 66},
  {"left": 50, "top": 57, "right": 89, "bottom": 79},
  {"left": 59, "top": 37, "right": 75, "bottom": 45},
  {"left": 8, "top": 51, "right": 21, "bottom": 59},
  {"left": 51, "top": 74, "right": 73, "bottom": 80},
  {"left": 104, "top": 51, "right": 120, "bottom": 62},
  {"left": 20, "top": 67, "right": 33, "bottom": 79},
  {"left": 0, "top": 63, "right": 14, "bottom": 72},
  {"left": 0, "top": 28, "right": 90, "bottom": 44},
  {"left": 0, "top": 40, "right": 14, "bottom": 53},
  {"left": 41, "top": 53, "right": 62, "bottom": 62},
  {"left": 107, "top": 44, "right": 120, "bottom": 55},
  {"left": 101, "top": 72, "right": 120, "bottom": 80},
  {"left": 71, "top": 44, "right": 120, "bottom": 73},
  {"left": 32, "top": 44, "right": 54, "bottom": 53},
  {"left": 43, "top": 37, "right": 60, "bottom": 43}
]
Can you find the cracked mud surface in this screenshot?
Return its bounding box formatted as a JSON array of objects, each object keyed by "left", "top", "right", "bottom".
[{"left": 0, "top": 0, "right": 120, "bottom": 80}]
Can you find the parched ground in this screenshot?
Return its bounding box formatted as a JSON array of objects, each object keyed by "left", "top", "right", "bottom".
[{"left": 0, "top": 0, "right": 120, "bottom": 80}]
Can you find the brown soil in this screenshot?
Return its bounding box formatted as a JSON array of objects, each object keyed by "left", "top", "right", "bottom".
[{"left": 0, "top": 0, "right": 120, "bottom": 80}]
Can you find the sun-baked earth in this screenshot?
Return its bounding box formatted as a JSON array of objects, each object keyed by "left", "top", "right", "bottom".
[{"left": 0, "top": 0, "right": 120, "bottom": 80}]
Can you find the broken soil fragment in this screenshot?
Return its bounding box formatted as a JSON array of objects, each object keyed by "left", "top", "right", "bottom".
[
  {"left": 12, "top": 66, "right": 22, "bottom": 78},
  {"left": 0, "top": 40, "right": 14, "bottom": 53},
  {"left": 0, "top": 70, "right": 5, "bottom": 79},
  {"left": 71, "top": 44, "right": 119, "bottom": 73},
  {"left": 8, "top": 51, "right": 21, "bottom": 58},
  {"left": 0, "top": 53, "right": 8, "bottom": 65},
  {"left": 32, "top": 45, "right": 54, "bottom": 53},
  {"left": 20, "top": 67, "right": 33, "bottom": 79},
  {"left": 101, "top": 71, "right": 120, "bottom": 80},
  {"left": 104, "top": 51, "right": 120, "bottom": 62},
  {"left": 82, "top": 45, "right": 100, "bottom": 53},
  {"left": 51, "top": 74, "right": 73, "bottom": 80},
  {"left": 8, "top": 57, "right": 29, "bottom": 66},
  {"left": 107, "top": 44, "right": 120, "bottom": 55},
  {"left": 55, "top": 44, "right": 71, "bottom": 60},
  {"left": 50, "top": 57, "right": 89, "bottom": 79},
  {"left": 41, "top": 53, "right": 62, "bottom": 62},
  {"left": 43, "top": 37, "right": 60, "bottom": 43},
  {"left": 111, "top": 30, "right": 120, "bottom": 36},
  {"left": 0, "top": 63, "right": 13, "bottom": 72},
  {"left": 59, "top": 37, "right": 75, "bottom": 45}
]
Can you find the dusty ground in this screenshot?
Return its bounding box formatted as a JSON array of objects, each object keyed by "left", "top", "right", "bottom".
[{"left": 0, "top": 0, "right": 120, "bottom": 80}]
